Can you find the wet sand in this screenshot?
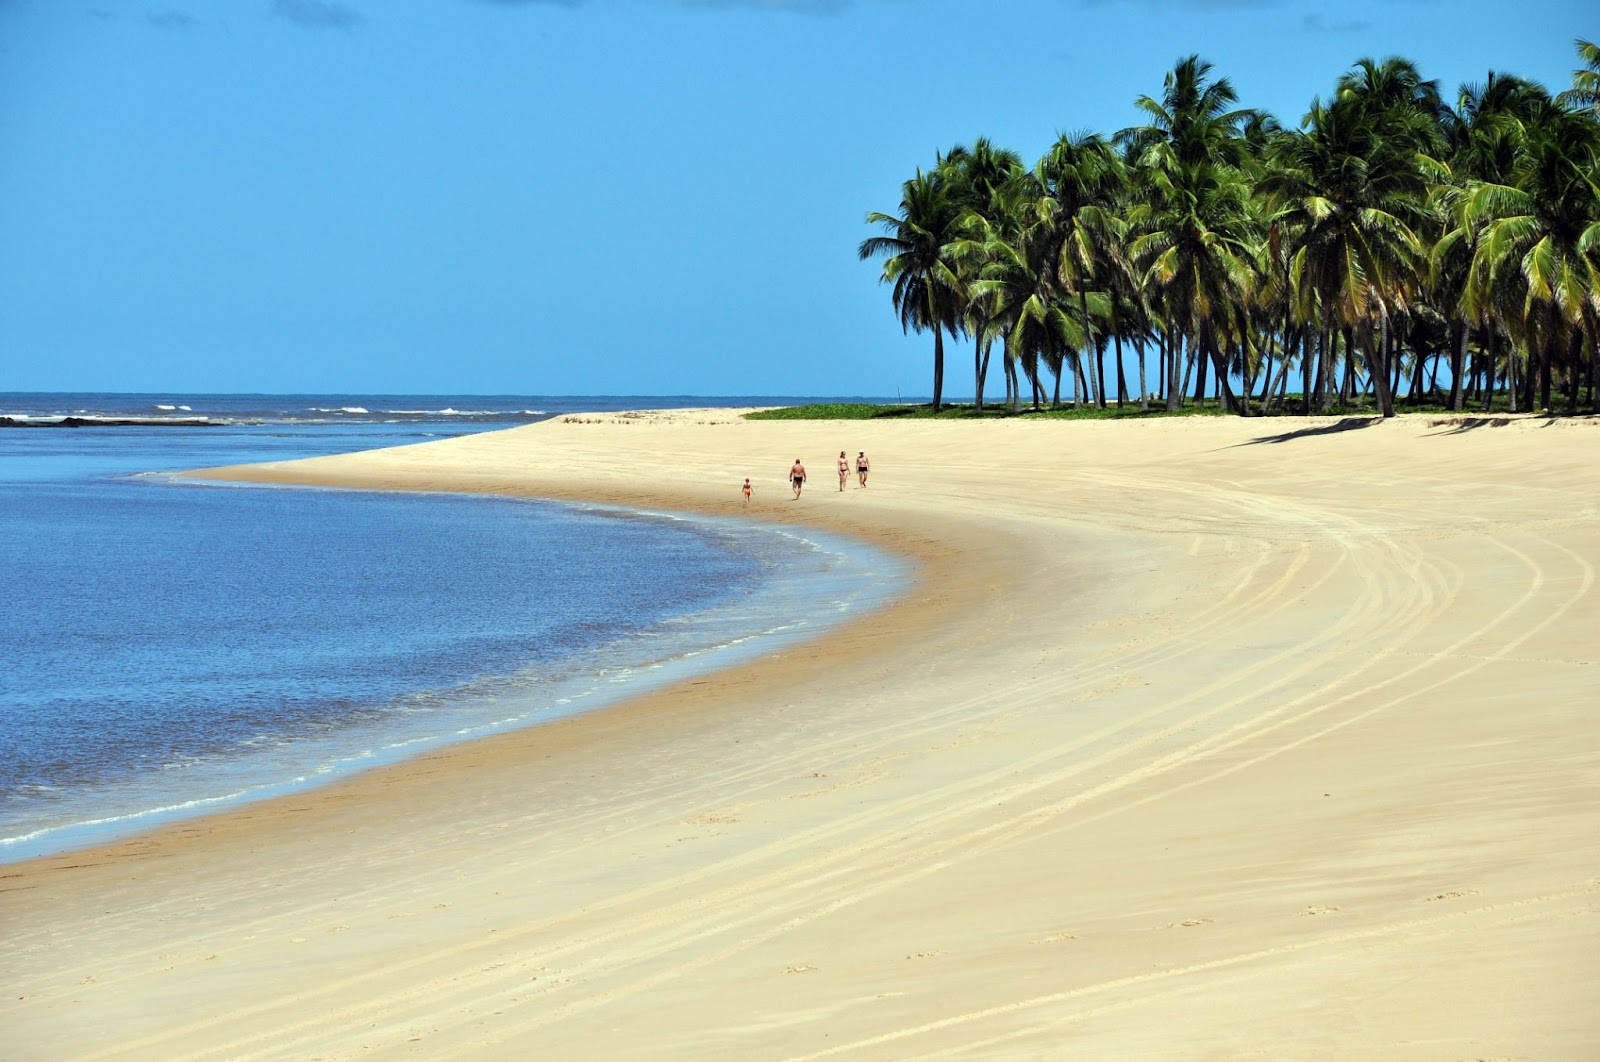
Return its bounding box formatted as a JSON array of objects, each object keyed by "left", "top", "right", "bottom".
[{"left": 4, "top": 409, "right": 1599, "bottom": 1060}]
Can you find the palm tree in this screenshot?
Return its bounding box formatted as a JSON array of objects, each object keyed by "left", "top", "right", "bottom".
[
  {"left": 860, "top": 168, "right": 968, "bottom": 412},
  {"left": 1264, "top": 64, "right": 1438, "bottom": 417},
  {"left": 1128, "top": 157, "right": 1258, "bottom": 412},
  {"left": 1557, "top": 38, "right": 1600, "bottom": 117},
  {"left": 1462, "top": 100, "right": 1600, "bottom": 412},
  {"left": 956, "top": 170, "right": 1088, "bottom": 412},
  {"left": 1120, "top": 54, "right": 1254, "bottom": 172},
  {"left": 1435, "top": 73, "right": 1551, "bottom": 410},
  {"left": 1119, "top": 56, "right": 1257, "bottom": 413},
  {"left": 941, "top": 139, "right": 1026, "bottom": 411},
  {"left": 1036, "top": 131, "right": 1126, "bottom": 409}
]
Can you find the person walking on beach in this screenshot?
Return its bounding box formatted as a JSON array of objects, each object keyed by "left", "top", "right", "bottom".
[
  {"left": 789, "top": 458, "right": 806, "bottom": 499},
  {"left": 742, "top": 477, "right": 752, "bottom": 506},
  {"left": 856, "top": 451, "right": 870, "bottom": 487},
  {"left": 837, "top": 451, "right": 850, "bottom": 491}
]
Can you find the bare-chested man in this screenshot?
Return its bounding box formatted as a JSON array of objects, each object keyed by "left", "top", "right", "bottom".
[
  {"left": 837, "top": 451, "right": 849, "bottom": 491},
  {"left": 855, "top": 451, "right": 870, "bottom": 487},
  {"left": 789, "top": 458, "right": 806, "bottom": 499}
]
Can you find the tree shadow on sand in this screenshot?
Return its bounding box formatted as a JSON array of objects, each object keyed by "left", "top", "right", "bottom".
[
  {"left": 1233, "top": 416, "right": 1382, "bottom": 446},
  {"left": 1418, "top": 414, "right": 1588, "bottom": 435}
]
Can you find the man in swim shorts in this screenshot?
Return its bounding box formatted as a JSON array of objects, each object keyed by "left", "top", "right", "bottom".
[
  {"left": 742, "top": 477, "right": 752, "bottom": 505},
  {"left": 856, "top": 451, "right": 870, "bottom": 487},
  {"left": 790, "top": 458, "right": 806, "bottom": 499}
]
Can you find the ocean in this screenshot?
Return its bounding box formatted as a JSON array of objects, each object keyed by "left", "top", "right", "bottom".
[{"left": 0, "top": 393, "right": 905, "bottom": 862}]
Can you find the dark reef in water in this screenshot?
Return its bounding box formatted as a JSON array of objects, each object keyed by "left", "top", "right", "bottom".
[{"left": 1, "top": 416, "right": 224, "bottom": 428}]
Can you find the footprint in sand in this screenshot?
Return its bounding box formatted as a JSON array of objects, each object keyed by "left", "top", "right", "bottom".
[
  {"left": 1424, "top": 889, "right": 1478, "bottom": 902},
  {"left": 1029, "top": 932, "right": 1077, "bottom": 945}
]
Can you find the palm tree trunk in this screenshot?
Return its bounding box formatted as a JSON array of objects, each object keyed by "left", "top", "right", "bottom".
[
  {"left": 1539, "top": 324, "right": 1553, "bottom": 413},
  {"left": 1591, "top": 334, "right": 1599, "bottom": 416},
  {"left": 1078, "top": 291, "right": 1102, "bottom": 409},
  {"left": 1494, "top": 324, "right": 1510, "bottom": 413},
  {"left": 1264, "top": 328, "right": 1297, "bottom": 416},
  {"left": 1586, "top": 308, "right": 1600, "bottom": 415},
  {"left": 1166, "top": 328, "right": 1182, "bottom": 413},
  {"left": 1383, "top": 314, "right": 1398, "bottom": 418},
  {"left": 1338, "top": 334, "right": 1355, "bottom": 411},
  {"left": 1135, "top": 336, "right": 1149, "bottom": 413},
  {"left": 1095, "top": 336, "right": 1108, "bottom": 410},
  {"left": 1256, "top": 333, "right": 1273, "bottom": 405},
  {"left": 1114, "top": 331, "right": 1128, "bottom": 408},
  {"left": 974, "top": 329, "right": 988, "bottom": 413},
  {"left": 1005, "top": 346, "right": 1020, "bottom": 413},
  {"left": 1202, "top": 325, "right": 1240, "bottom": 414},
  {"left": 1313, "top": 324, "right": 1331, "bottom": 413},
  {"left": 1449, "top": 320, "right": 1468, "bottom": 412},
  {"left": 931, "top": 326, "right": 945, "bottom": 413},
  {"left": 1235, "top": 339, "right": 1251, "bottom": 417},
  {"left": 1566, "top": 329, "right": 1582, "bottom": 414},
  {"left": 1409, "top": 342, "right": 1427, "bottom": 406},
  {"left": 1262, "top": 330, "right": 1280, "bottom": 415},
  {"left": 1370, "top": 321, "right": 1395, "bottom": 419},
  {"left": 1302, "top": 329, "right": 1316, "bottom": 414}
]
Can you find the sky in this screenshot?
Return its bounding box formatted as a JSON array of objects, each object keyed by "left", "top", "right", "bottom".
[{"left": 0, "top": 0, "right": 1593, "bottom": 397}]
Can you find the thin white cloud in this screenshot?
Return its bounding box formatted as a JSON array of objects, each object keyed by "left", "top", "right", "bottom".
[
  {"left": 681, "top": 0, "right": 852, "bottom": 12},
  {"left": 272, "top": 0, "right": 365, "bottom": 29},
  {"left": 148, "top": 9, "right": 199, "bottom": 30},
  {"left": 1303, "top": 12, "right": 1371, "bottom": 32},
  {"left": 1071, "top": 0, "right": 1286, "bottom": 9},
  {"left": 471, "top": 0, "right": 857, "bottom": 13}
]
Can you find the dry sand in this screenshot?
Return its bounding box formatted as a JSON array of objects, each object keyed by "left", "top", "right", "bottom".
[{"left": 4, "top": 410, "right": 1599, "bottom": 1060}]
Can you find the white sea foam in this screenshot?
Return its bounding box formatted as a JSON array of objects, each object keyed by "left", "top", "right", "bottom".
[{"left": 381, "top": 408, "right": 513, "bottom": 417}]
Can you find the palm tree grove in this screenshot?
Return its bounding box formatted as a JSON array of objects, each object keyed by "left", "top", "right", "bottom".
[{"left": 859, "top": 41, "right": 1600, "bottom": 418}]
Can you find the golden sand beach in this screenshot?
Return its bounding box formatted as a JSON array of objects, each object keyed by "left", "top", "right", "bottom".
[{"left": 4, "top": 410, "right": 1599, "bottom": 1059}]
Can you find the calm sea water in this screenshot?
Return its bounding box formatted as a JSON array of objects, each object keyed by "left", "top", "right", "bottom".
[{"left": 0, "top": 393, "right": 905, "bottom": 862}]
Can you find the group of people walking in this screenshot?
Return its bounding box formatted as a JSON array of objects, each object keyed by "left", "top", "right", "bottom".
[
  {"left": 742, "top": 451, "right": 870, "bottom": 505},
  {"left": 789, "top": 451, "right": 871, "bottom": 498}
]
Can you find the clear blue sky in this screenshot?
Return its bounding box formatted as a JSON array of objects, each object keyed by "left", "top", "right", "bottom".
[{"left": 1, "top": 0, "right": 1591, "bottom": 397}]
